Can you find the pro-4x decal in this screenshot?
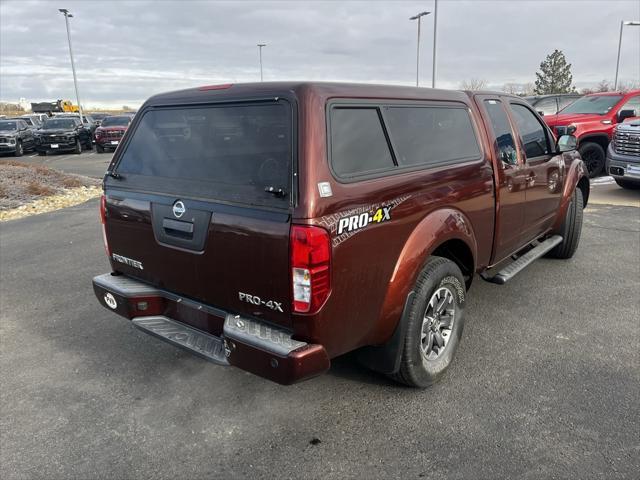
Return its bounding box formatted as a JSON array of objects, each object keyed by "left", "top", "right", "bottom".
[
  {"left": 337, "top": 206, "right": 392, "bottom": 235},
  {"left": 317, "top": 194, "right": 411, "bottom": 247}
]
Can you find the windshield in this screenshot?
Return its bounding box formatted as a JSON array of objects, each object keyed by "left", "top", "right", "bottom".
[
  {"left": 101, "top": 116, "right": 131, "bottom": 127},
  {"left": 560, "top": 95, "right": 623, "bottom": 115},
  {"left": 42, "top": 119, "right": 77, "bottom": 129},
  {"left": 115, "top": 102, "right": 292, "bottom": 209},
  {"left": 0, "top": 121, "right": 17, "bottom": 130},
  {"left": 19, "top": 118, "right": 34, "bottom": 126}
]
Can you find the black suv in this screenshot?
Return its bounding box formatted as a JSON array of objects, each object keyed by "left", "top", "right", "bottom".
[
  {"left": 35, "top": 117, "right": 93, "bottom": 155},
  {"left": 0, "top": 119, "right": 35, "bottom": 156},
  {"left": 524, "top": 94, "right": 582, "bottom": 116}
]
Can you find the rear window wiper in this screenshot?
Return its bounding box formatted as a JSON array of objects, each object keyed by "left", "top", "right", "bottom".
[{"left": 264, "top": 186, "right": 287, "bottom": 198}]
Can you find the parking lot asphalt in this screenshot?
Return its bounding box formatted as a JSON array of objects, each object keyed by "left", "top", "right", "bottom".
[
  {"left": 1, "top": 195, "right": 638, "bottom": 479},
  {"left": 1, "top": 149, "right": 114, "bottom": 179}
]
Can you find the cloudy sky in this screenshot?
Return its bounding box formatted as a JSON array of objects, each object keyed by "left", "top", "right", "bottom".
[{"left": 1, "top": 0, "right": 639, "bottom": 108}]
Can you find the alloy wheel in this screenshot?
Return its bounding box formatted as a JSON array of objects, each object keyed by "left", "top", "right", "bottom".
[{"left": 420, "top": 287, "right": 456, "bottom": 361}]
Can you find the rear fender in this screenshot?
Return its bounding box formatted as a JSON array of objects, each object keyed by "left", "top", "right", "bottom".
[{"left": 358, "top": 208, "right": 476, "bottom": 374}]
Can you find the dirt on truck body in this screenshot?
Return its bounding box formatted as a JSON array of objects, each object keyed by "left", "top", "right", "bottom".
[{"left": 93, "top": 82, "right": 589, "bottom": 387}]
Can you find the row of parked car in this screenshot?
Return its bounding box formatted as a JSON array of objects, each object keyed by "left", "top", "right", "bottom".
[{"left": 0, "top": 112, "right": 134, "bottom": 157}]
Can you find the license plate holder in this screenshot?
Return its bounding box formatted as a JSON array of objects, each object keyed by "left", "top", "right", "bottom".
[{"left": 110, "top": 141, "right": 119, "bottom": 145}]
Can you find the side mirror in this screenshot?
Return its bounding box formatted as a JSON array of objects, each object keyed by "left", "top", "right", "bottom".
[
  {"left": 537, "top": 110, "right": 545, "bottom": 116},
  {"left": 557, "top": 134, "right": 577, "bottom": 153},
  {"left": 617, "top": 109, "right": 635, "bottom": 123}
]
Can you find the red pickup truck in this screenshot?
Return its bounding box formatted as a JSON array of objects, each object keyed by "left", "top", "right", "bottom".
[
  {"left": 93, "top": 83, "right": 589, "bottom": 387},
  {"left": 543, "top": 90, "right": 640, "bottom": 177}
]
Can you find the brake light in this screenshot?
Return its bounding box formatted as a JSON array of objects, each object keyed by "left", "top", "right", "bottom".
[
  {"left": 198, "top": 83, "right": 233, "bottom": 91},
  {"left": 100, "top": 194, "right": 111, "bottom": 257},
  {"left": 290, "top": 225, "right": 331, "bottom": 313}
]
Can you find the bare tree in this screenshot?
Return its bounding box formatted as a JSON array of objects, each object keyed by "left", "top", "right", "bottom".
[
  {"left": 521, "top": 83, "right": 535, "bottom": 96},
  {"left": 617, "top": 80, "right": 640, "bottom": 93},
  {"left": 595, "top": 80, "right": 613, "bottom": 92},
  {"left": 460, "top": 78, "right": 488, "bottom": 90},
  {"left": 502, "top": 83, "right": 520, "bottom": 94}
]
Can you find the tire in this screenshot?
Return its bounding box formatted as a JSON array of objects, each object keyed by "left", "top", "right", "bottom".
[
  {"left": 390, "top": 256, "right": 466, "bottom": 388},
  {"left": 578, "top": 142, "right": 605, "bottom": 178},
  {"left": 96, "top": 144, "right": 104, "bottom": 154},
  {"left": 38, "top": 150, "right": 46, "bottom": 156},
  {"left": 14, "top": 141, "right": 23, "bottom": 157},
  {"left": 615, "top": 178, "right": 640, "bottom": 190},
  {"left": 73, "top": 138, "right": 81, "bottom": 154},
  {"left": 548, "top": 188, "right": 584, "bottom": 259},
  {"left": 84, "top": 140, "right": 93, "bottom": 151}
]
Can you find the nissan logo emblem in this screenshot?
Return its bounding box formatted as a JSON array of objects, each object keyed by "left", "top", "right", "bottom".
[{"left": 172, "top": 200, "right": 186, "bottom": 218}]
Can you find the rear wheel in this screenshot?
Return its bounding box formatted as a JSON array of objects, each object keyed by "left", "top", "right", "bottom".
[
  {"left": 390, "top": 256, "right": 466, "bottom": 388},
  {"left": 73, "top": 138, "right": 81, "bottom": 154},
  {"left": 578, "top": 142, "right": 605, "bottom": 178},
  {"left": 548, "top": 188, "right": 583, "bottom": 259},
  {"left": 615, "top": 178, "right": 640, "bottom": 190}
]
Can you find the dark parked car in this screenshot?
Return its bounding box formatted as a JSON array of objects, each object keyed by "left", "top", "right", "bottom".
[
  {"left": 0, "top": 119, "right": 35, "bottom": 156},
  {"left": 93, "top": 82, "right": 589, "bottom": 388},
  {"left": 35, "top": 117, "right": 92, "bottom": 155},
  {"left": 89, "top": 113, "right": 109, "bottom": 126},
  {"left": 607, "top": 120, "right": 640, "bottom": 189},
  {"left": 524, "top": 94, "right": 582, "bottom": 116},
  {"left": 95, "top": 115, "right": 133, "bottom": 153},
  {"left": 8, "top": 115, "right": 42, "bottom": 130}
]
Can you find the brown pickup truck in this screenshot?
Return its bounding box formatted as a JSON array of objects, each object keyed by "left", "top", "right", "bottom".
[{"left": 92, "top": 82, "right": 589, "bottom": 387}]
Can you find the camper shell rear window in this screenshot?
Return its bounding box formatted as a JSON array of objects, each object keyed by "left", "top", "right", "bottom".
[{"left": 113, "top": 100, "right": 293, "bottom": 209}]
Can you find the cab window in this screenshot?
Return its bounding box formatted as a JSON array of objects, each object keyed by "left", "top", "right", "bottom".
[
  {"left": 483, "top": 100, "right": 517, "bottom": 165},
  {"left": 510, "top": 104, "right": 550, "bottom": 159}
]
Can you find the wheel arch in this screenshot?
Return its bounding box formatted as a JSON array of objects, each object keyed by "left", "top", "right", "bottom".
[
  {"left": 578, "top": 133, "right": 609, "bottom": 152},
  {"left": 357, "top": 208, "right": 476, "bottom": 375}
]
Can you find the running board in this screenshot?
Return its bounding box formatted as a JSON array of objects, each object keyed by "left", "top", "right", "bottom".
[
  {"left": 132, "top": 316, "right": 229, "bottom": 366},
  {"left": 482, "top": 235, "right": 563, "bottom": 285}
]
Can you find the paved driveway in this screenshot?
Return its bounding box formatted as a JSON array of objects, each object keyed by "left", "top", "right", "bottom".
[{"left": 1, "top": 199, "right": 638, "bottom": 479}]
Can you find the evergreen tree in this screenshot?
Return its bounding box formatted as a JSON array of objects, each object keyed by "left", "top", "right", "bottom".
[{"left": 534, "top": 49, "right": 574, "bottom": 94}]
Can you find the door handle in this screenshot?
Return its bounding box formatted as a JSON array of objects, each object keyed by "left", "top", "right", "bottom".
[{"left": 162, "top": 218, "right": 194, "bottom": 234}]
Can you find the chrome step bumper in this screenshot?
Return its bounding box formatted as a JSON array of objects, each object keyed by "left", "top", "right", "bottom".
[
  {"left": 132, "top": 316, "right": 228, "bottom": 365},
  {"left": 93, "top": 273, "right": 331, "bottom": 384}
]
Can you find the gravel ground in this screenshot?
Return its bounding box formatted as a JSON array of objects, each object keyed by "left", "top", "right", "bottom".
[
  {"left": 0, "top": 161, "right": 100, "bottom": 210},
  {"left": 0, "top": 161, "right": 101, "bottom": 221}
]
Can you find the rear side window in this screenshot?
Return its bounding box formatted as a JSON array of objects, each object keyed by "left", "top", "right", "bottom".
[
  {"left": 384, "top": 106, "right": 481, "bottom": 167},
  {"left": 115, "top": 103, "right": 292, "bottom": 208},
  {"left": 330, "top": 108, "right": 394, "bottom": 177}
]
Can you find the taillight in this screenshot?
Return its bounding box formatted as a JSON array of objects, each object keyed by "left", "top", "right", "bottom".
[
  {"left": 100, "top": 194, "right": 111, "bottom": 257},
  {"left": 290, "top": 225, "right": 331, "bottom": 313}
]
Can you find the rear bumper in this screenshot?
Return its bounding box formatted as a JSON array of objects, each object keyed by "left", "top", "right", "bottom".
[
  {"left": 606, "top": 144, "right": 640, "bottom": 182},
  {"left": 95, "top": 138, "right": 121, "bottom": 147},
  {"left": 92, "top": 273, "right": 330, "bottom": 385}
]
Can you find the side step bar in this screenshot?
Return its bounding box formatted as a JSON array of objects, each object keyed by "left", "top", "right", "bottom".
[{"left": 482, "top": 235, "right": 563, "bottom": 285}]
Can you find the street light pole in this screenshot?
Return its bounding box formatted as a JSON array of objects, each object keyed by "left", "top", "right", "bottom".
[
  {"left": 257, "top": 43, "right": 266, "bottom": 82},
  {"left": 432, "top": 0, "right": 438, "bottom": 88},
  {"left": 614, "top": 20, "right": 640, "bottom": 90},
  {"left": 410, "top": 12, "right": 430, "bottom": 87},
  {"left": 58, "top": 9, "right": 83, "bottom": 123}
]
